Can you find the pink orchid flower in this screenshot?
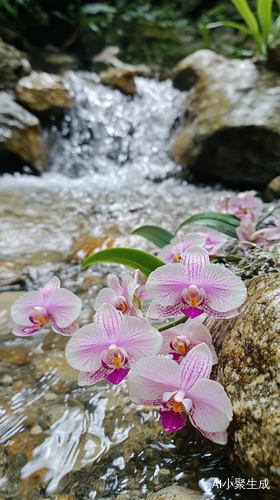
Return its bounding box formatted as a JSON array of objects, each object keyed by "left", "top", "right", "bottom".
[
  {"left": 160, "top": 315, "right": 217, "bottom": 364},
  {"left": 94, "top": 271, "right": 141, "bottom": 316},
  {"left": 218, "top": 191, "right": 262, "bottom": 223},
  {"left": 157, "top": 232, "right": 206, "bottom": 263},
  {"left": 128, "top": 343, "right": 232, "bottom": 444},
  {"left": 146, "top": 245, "right": 246, "bottom": 319},
  {"left": 197, "top": 228, "right": 228, "bottom": 257},
  {"left": 134, "top": 271, "right": 149, "bottom": 301},
  {"left": 11, "top": 276, "right": 81, "bottom": 336},
  {"left": 236, "top": 216, "right": 280, "bottom": 251},
  {"left": 65, "top": 303, "right": 162, "bottom": 386}
]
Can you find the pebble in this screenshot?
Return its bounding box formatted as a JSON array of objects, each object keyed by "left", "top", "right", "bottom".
[
  {"left": 116, "top": 494, "right": 130, "bottom": 500},
  {"left": 130, "top": 491, "right": 141, "bottom": 497},
  {"left": 30, "top": 425, "right": 43, "bottom": 435},
  {"left": 147, "top": 485, "right": 203, "bottom": 500},
  {"left": 2, "top": 375, "right": 12, "bottom": 384},
  {"left": 44, "top": 392, "right": 58, "bottom": 401},
  {"left": 159, "top": 469, "right": 170, "bottom": 475}
]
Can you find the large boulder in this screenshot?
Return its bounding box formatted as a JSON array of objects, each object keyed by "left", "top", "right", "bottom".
[
  {"left": 171, "top": 50, "right": 280, "bottom": 188},
  {"left": 0, "top": 37, "right": 31, "bottom": 90},
  {"left": 206, "top": 273, "right": 280, "bottom": 489},
  {"left": 15, "top": 72, "right": 74, "bottom": 112},
  {"left": 0, "top": 92, "right": 41, "bottom": 168}
]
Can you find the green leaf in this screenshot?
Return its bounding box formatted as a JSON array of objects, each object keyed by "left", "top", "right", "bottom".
[
  {"left": 230, "top": 0, "right": 263, "bottom": 53},
  {"left": 219, "top": 20, "right": 252, "bottom": 33},
  {"left": 131, "top": 225, "right": 174, "bottom": 248},
  {"left": 82, "top": 3, "right": 116, "bottom": 15},
  {"left": 81, "top": 248, "right": 165, "bottom": 277},
  {"left": 257, "top": 0, "right": 273, "bottom": 44},
  {"left": 176, "top": 212, "right": 240, "bottom": 238}
]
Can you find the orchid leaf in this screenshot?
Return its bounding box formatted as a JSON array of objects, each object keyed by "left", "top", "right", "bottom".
[
  {"left": 177, "top": 213, "right": 240, "bottom": 238},
  {"left": 81, "top": 248, "right": 164, "bottom": 277},
  {"left": 131, "top": 225, "right": 174, "bottom": 248},
  {"left": 257, "top": 0, "right": 273, "bottom": 44}
]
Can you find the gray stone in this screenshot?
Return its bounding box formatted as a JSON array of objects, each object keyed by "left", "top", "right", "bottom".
[
  {"left": 207, "top": 273, "right": 280, "bottom": 488},
  {"left": 0, "top": 37, "right": 31, "bottom": 90},
  {"left": 15, "top": 72, "right": 74, "bottom": 112},
  {"left": 264, "top": 176, "right": 280, "bottom": 201},
  {"left": 0, "top": 92, "right": 41, "bottom": 167},
  {"left": 171, "top": 50, "right": 280, "bottom": 188}
]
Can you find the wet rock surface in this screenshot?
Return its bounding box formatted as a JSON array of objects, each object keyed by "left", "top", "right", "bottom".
[
  {"left": 171, "top": 50, "right": 280, "bottom": 188},
  {"left": 15, "top": 72, "right": 74, "bottom": 112},
  {"left": 147, "top": 485, "right": 203, "bottom": 500},
  {"left": 207, "top": 273, "right": 280, "bottom": 490},
  {"left": 0, "top": 37, "right": 31, "bottom": 90},
  {"left": 93, "top": 46, "right": 152, "bottom": 78},
  {"left": 0, "top": 92, "right": 41, "bottom": 169},
  {"left": 264, "top": 176, "right": 280, "bottom": 202},
  {"left": 99, "top": 68, "right": 137, "bottom": 96}
]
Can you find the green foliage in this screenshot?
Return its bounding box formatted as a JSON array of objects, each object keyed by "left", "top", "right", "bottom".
[
  {"left": 81, "top": 247, "right": 165, "bottom": 277},
  {"left": 0, "top": 0, "right": 29, "bottom": 18},
  {"left": 131, "top": 225, "right": 174, "bottom": 248},
  {"left": 176, "top": 213, "right": 240, "bottom": 238}
]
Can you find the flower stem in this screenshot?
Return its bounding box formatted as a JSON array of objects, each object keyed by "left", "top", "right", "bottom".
[{"left": 157, "top": 316, "right": 187, "bottom": 332}]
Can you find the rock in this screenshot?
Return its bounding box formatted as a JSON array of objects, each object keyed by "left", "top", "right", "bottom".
[
  {"left": 93, "top": 46, "right": 152, "bottom": 77},
  {"left": 99, "top": 68, "right": 137, "bottom": 96},
  {"left": 15, "top": 72, "right": 74, "bottom": 112},
  {"left": 44, "top": 53, "right": 78, "bottom": 74},
  {"left": 0, "top": 37, "right": 31, "bottom": 90},
  {"left": 171, "top": 50, "right": 280, "bottom": 188},
  {"left": 0, "top": 92, "right": 41, "bottom": 168},
  {"left": 0, "top": 349, "right": 33, "bottom": 366},
  {"left": 147, "top": 485, "right": 203, "bottom": 500},
  {"left": 207, "top": 274, "right": 280, "bottom": 488},
  {"left": 0, "top": 261, "right": 25, "bottom": 287},
  {"left": 34, "top": 350, "right": 78, "bottom": 384},
  {"left": 264, "top": 176, "right": 280, "bottom": 201}
]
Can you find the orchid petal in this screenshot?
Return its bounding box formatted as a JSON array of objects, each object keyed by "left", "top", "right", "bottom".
[
  {"left": 182, "top": 398, "right": 192, "bottom": 413},
  {"left": 41, "top": 276, "right": 60, "bottom": 300},
  {"left": 45, "top": 288, "right": 81, "bottom": 327},
  {"left": 12, "top": 323, "right": 42, "bottom": 336},
  {"left": 146, "top": 263, "right": 188, "bottom": 306},
  {"left": 108, "top": 274, "right": 123, "bottom": 296},
  {"left": 187, "top": 379, "right": 232, "bottom": 432},
  {"left": 128, "top": 356, "right": 181, "bottom": 404},
  {"left": 189, "top": 416, "right": 228, "bottom": 444},
  {"left": 159, "top": 409, "right": 186, "bottom": 433},
  {"left": 94, "top": 288, "right": 116, "bottom": 310},
  {"left": 199, "top": 264, "right": 247, "bottom": 312},
  {"left": 203, "top": 304, "right": 239, "bottom": 319},
  {"left": 180, "top": 246, "right": 210, "bottom": 279},
  {"left": 51, "top": 317, "right": 79, "bottom": 336},
  {"left": 78, "top": 367, "right": 111, "bottom": 386},
  {"left": 117, "top": 316, "right": 162, "bottom": 360},
  {"left": 11, "top": 291, "right": 43, "bottom": 326},
  {"left": 94, "top": 303, "right": 124, "bottom": 339},
  {"left": 65, "top": 323, "right": 109, "bottom": 373},
  {"left": 180, "top": 344, "right": 212, "bottom": 391},
  {"left": 146, "top": 301, "right": 182, "bottom": 319},
  {"left": 187, "top": 324, "right": 212, "bottom": 347},
  {"left": 181, "top": 307, "right": 204, "bottom": 319}
]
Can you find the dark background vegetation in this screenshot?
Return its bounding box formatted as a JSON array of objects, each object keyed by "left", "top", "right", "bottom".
[{"left": 0, "top": 0, "right": 279, "bottom": 69}]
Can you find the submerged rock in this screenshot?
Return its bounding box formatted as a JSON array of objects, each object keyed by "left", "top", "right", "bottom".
[
  {"left": 15, "top": 72, "right": 74, "bottom": 112},
  {"left": 171, "top": 50, "right": 280, "bottom": 188},
  {"left": 148, "top": 485, "right": 203, "bottom": 500},
  {"left": 207, "top": 273, "right": 280, "bottom": 488},
  {"left": 99, "top": 67, "right": 137, "bottom": 96},
  {"left": 264, "top": 176, "right": 280, "bottom": 201},
  {"left": 0, "top": 37, "right": 31, "bottom": 90},
  {"left": 0, "top": 92, "right": 41, "bottom": 168}
]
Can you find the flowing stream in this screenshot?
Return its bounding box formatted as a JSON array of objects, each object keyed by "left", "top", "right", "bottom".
[{"left": 0, "top": 73, "right": 266, "bottom": 499}]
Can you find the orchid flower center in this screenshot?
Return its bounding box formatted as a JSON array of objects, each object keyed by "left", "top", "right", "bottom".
[
  {"left": 113, "top": 296, "right": 128, "bottom": 314},
  {"left": 163, "top": 390, "right": 191, "bottom": 415},
  {"left": 173, "top": 401, "right": 184, "bottom": 413},
  {"left": 170, "top": 335, "right": 191, "bottom": 355},
  {"left": 241, "top": 207, "right": 247, "bottom": 214},
  {"left": 102, "top": 344, "right": 129, "bottom": 370},
  {"left": 181, "top": 285, "right": 206, "bottom": 309},
  {"left": 29, "top": 306, "right": 49, "bottom": 327},
  {"left": 172, "top": 253, "right": 181, "bottom": 263}
]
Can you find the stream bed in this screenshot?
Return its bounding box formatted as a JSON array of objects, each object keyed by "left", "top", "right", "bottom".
[{"left": 0, "top": 74, "right": 269, "bottom": 499}]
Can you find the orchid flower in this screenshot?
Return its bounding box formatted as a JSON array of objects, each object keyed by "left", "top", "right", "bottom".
[
  {"left": 160, "top": 315, "right": 217, "bottom": 364},
  {"left": 236, "top": 216, "right": 280, "bottom": 251},
  {"left": 128, "top": 344, "right": 232, "bottom": 444},
  {"left": 11, "top": 276, "right": 81, "bottom": 336},
  {"left": 157, "top": 232, "right": 206, "bottom": 263},
  {"left": 65, "top": 303, "right": 162, "bottom": 386},
  {"left": 197, "top": 228, "right": 228, "bottom": 257},
  {"left": 218, "top": 191, "right": 262, "bottom": 223},
  {"left": 94, "top": 271, "right": 141, "bottom": 316},
  {"left": 146, "top": 245, "right": 246, "bottom": 319},
  {"left": 134, "top": 271, "right": 149, "bottom": 301}
]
